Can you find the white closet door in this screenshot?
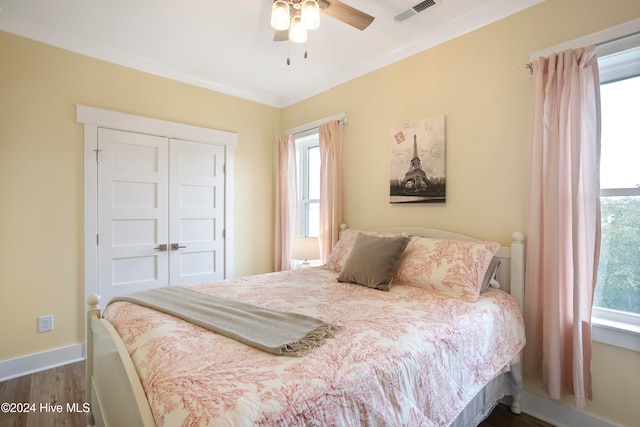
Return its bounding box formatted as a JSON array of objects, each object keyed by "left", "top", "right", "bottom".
[
  {"left": 169, "top": 139, "right": 226, "bottom": 285},
  {"left": 97, "top": 128, "right": 169, "bottom": 304}
]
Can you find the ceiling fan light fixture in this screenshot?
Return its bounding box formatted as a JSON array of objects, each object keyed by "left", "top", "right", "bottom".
[
  {"left": 271, "top": 0, "right": 291, "bottom": 31},
  {"left": 301, "top": 0, "right": 320, "bottom": 30},
  {"left": 289, "top": 15, "right": 307, "bottom": 43}
]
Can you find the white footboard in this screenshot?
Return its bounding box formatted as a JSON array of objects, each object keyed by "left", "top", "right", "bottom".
[{"left": 86, "top": 295, "right": 156, "bottom": 427}]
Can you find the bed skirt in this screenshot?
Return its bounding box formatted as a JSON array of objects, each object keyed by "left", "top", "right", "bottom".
[{"left": 450, "top": 363, "right": 522, "bottom": 427}]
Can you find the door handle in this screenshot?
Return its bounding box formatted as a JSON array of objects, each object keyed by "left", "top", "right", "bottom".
[
  {"left": 170, "top": 243, "right": 187, "bottom": 250},
  {"left": 154, "top": 244, "right": 168, "bottom": 251}
]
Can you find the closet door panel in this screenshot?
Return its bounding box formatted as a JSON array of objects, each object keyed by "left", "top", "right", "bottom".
[
  {"left": 169, "top": 139, "right": 225, "bottom": 285},
  {"left": 97, "top": 128, "right": 169, "bottom": 304}
]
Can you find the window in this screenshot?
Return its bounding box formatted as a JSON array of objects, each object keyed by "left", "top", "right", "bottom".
[
  {"left": 592, "top": 38, "right": 640, "bottom": 350},
  {"left": 287, "top": 112, "right": 344, "bottom": 240},
  {"left": 295, "top": 130, "right": 320, "bottom": 237}
]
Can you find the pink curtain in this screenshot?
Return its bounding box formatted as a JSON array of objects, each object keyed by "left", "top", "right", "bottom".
[
  {"left": 318, "top": 120, "right": 343, "bottom": 262},
  {"left": 524, "top": 46, "right": 601, "bottom": 408},
  {"left": 275, "top": 134, "right": 297, "bottom": 271}
]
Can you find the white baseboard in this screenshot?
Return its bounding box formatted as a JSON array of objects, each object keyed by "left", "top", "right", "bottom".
[
  {"left": 0, "top": 344, "right": 85, "bottom": 382},
  {"left": 522, "top": 391, "right": 617, "bottom": 427}
]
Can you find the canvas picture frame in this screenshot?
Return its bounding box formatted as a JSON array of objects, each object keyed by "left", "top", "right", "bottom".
[{"left": 390, "top": 115, "right": 446, "bottom": 203}]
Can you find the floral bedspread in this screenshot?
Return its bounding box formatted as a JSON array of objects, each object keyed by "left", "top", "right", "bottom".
[{"left": 104, "top": 267, "right": 525, "bottom": 427}]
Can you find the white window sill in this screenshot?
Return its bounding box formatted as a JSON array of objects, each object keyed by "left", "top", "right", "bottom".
[{"left": 592, "top": 317, "right": 640, "bottom": 352}]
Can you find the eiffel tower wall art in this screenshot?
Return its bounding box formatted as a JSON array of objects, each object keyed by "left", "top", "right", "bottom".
[{"left": 390, "top": 115, "right": 446, "bottom": 203}]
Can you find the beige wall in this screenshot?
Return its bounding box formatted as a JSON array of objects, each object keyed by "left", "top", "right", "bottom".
[
  {"left": 0, "top": 31, "right": 279, "bottom": 361},
  {"left": 281, "top": 0, "right": 640, "bottom": 425}
]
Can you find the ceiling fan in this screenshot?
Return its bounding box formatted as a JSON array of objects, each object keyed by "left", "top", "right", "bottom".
[{"left": 271, "top": 0, "right": 375, "bottom": 42}]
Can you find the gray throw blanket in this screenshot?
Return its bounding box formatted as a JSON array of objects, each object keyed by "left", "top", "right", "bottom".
[{"left": 109, "top": 286, "right": 340, "bottom": 357}]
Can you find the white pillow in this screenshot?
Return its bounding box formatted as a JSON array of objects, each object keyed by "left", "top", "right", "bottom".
[{"left": 393, "top": 236, "right": 501, "bottom": 302}]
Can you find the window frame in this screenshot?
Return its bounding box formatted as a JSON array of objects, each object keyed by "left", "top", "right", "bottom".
[
  {"left": 591, "top": 31, "right": 640, "bottom": 352},
  {"left": 294, "top": 130, "right": 320, "bottom": 237}
]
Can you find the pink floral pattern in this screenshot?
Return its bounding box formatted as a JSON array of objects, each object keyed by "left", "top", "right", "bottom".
[
  {"left": 104, "top": 267, "right": 524, "bottom": 427},
  {"left": 394, "top": 237, "right": 501, "bottom": 302}
]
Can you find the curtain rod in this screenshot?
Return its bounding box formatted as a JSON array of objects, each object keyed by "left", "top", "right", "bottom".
[
  {"left": 274, "top": 117, "right": 348, "bottom": 143},
  {"left": 521, "top": 19, "right": 640, "bottom": 78},
  {"left": 293, "top": 118, "right": 347, "bottom": 136},
  {"left": 525, "top": 19, "right": 640, "bottom": 66},
  {"left": 284, "top": 113, "right": 347, "bottom": 136}
]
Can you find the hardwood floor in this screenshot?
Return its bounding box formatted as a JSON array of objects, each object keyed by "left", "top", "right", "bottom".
[
  {"left": 481, "top": 403, "right": 555, "bottom": 427},
  {"left": 0, "top": 361, "right": 86, "bottom": 427},
  {"left": 0, "top": 361, "right": 554, "bottom": 427}
]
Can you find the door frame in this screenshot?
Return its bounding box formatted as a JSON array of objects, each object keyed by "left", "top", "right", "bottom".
[{"left": 77, "top": 105, "right": 237, "bottom": 307}]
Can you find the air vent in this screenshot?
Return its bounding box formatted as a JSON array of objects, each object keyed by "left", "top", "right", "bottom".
[{"left": 394, "top": 0, "right": 442, "bottom": 23}]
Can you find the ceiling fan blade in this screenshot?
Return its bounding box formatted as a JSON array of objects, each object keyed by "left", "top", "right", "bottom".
[
  {"left": 318, "top": 0, "right": 374, "bottom": 31},
  {"left": 273, "top": 29, "right": 289, "bottom": 42}
]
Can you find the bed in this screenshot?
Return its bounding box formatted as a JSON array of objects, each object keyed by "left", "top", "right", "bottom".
[{"left": 86, "top": 226, "right": 526, "bottom": 426}]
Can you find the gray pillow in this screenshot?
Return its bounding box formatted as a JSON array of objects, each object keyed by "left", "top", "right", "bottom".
[
  {"left": 480, "top": 258, "right": 501, "bottom": 293},
  {"left": 337, "top": 233, "right": 410, "bottom": 291}
]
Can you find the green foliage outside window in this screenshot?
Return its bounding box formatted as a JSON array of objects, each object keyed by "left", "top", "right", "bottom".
[{"left": 594, "top": 196, "right": 640, "bottom": 314}]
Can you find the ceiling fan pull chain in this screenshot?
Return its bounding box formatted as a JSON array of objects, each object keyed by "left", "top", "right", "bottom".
[
  {"left": 287, "top": 40, "right": 291, "bottom": 65},
  {"left": 304, "top": 40, "right": 308, "bottom": 59}
]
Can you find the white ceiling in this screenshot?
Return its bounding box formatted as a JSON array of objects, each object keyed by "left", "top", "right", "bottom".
[{"left": 0, "top": 0, "right": 543, "bottom": 108}]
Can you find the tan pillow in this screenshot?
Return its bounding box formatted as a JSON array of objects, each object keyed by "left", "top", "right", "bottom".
[
  {"left": 324, "top": 229, "right": 407, "bottom": 273},
  {"left": 337, "top": 233, "right": 410, "bottom": 291}
]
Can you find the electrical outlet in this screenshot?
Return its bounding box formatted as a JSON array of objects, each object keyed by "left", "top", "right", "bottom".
[{"left": 38, "top": 315, "right": 54, "bottom": 333}]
